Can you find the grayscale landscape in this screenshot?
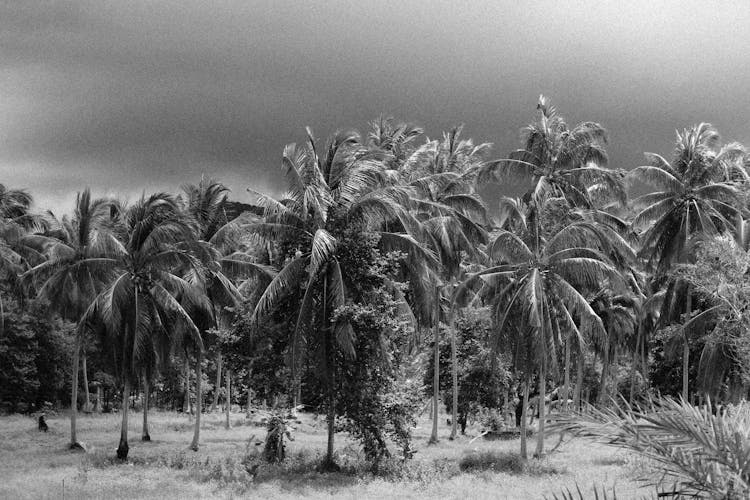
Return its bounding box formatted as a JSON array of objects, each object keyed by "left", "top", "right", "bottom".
[{"left": 1, "top": 1, "right": 749, "bottom": 499}]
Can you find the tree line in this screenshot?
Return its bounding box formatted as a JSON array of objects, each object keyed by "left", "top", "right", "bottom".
[{"left": 2, "top": 95, "right": 749, "bottom": 465}]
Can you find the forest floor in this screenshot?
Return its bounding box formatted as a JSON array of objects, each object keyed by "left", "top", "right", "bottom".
[{"left": 0, "top": 409, "right": 658, "bottom": 499}]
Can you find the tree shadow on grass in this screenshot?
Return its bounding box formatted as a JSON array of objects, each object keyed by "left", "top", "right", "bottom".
[{"left": 256, "top": 470, "right": 361, "bottom": 493}]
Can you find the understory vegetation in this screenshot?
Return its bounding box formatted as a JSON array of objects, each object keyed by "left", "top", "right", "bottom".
[{"left": 3, "top": 96, "right": 750, "bottom": 496}]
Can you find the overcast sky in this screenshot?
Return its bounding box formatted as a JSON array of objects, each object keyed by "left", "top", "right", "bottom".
[{"left": 2, "top": 0, "right": 749, "bottom": 213}]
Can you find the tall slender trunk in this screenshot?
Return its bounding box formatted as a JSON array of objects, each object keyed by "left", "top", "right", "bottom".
[
  {"left": 95, "top": 385, "right": 102, "bottom": 413},
  {"left": 82, "top": 351, "right": 90, "bottom": 412},
  {"left": 562, "top": 331, "right": 571, "bottom": 412},
  {"left": 246, "top": 364, "right": 253, "bottom": 417},
  {"left": 429, "top": 284, "right": 440, "bottom": 444},
  {"left": 574, "top": 349, "right": 583, "bottom": 411},
  {"left": 290, "top": 327, "right": 300, "bottom": 415},
  {"left": 535, "top": 342, "right": 546, "bottom": 458},
  {"left": 246, "top": 386, "right": 253, "bottom": 417},
  {"left": 630, "top": 331, "right": 640, "bottom": 404},
  {"left": 641, "top": 326, "right": 648, "bottom": 387},
  {"left": 683, "top": 284, "right": 692, "bottom": 401},
  {"left": 520, "top": 374, "right": 530, "bottom": 460},
  {"left": 189, "top": 349, "right": 203, "bottom": 451},
  {"left": 322, "top": 275, "right": 337, "bottom": 467},
  {"left": 598, "top": 335, "right": 610, "bottom": 405},
  {"left": 502, "top": 385, "right": 510, "bottom": 425},
  {"left": 116, "top": 379, "right": 130, "bottom": 459},
  {"left": 211, "top": 352, "right": 222, "bottom": 413},
  {"left": 295, "top": 381, "right": 301, "bottom": 412},
  {"left": 449, "top": 303, "right": 458, "bottom": 440},
  {"left": 183, "top": 361, "right": 190, "bottom": 414},
  {"left": 225, "top": 368, "right": 231, "bottom": 430},
  {"left": 141, "top": 374, "right": 150, "bottom": 441},
  {"left": 70, "top": 335, "right": 80, "bottom": 448}
]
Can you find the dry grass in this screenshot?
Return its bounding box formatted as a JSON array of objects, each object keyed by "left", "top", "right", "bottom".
[{"left": 0, "top": 409, "right": 656, "bottom": 499}]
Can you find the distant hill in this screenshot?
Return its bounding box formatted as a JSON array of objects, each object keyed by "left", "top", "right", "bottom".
[{"left": 224, "top": 201, "right": 263, "bottom": 221}]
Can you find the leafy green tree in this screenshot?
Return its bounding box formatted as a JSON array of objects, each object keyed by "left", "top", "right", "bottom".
[
  {"left": 0, "top": 296, "right": 74, "bottom": 413},
  {"left": 424, "top": 306, "right": 510, "bottom": 433},
  {"left": 249, "top": 127, "right": 432, "bottom": 468},
  {"left": 674, "top": 236, "right": 750, "bottom": 401},
  {"left": 333, "top": 234, "right": 421, "bottom": 465}
]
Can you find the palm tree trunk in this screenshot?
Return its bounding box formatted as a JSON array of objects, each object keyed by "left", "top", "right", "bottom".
[
  {"left": 598, "top": 336, "right": 610, "bottom": 405},
  {"left": 574, "top": 349, "right": 583, "bottom": 411},
  {"left": 683, "top": 284, "right": 692, "bottom": 401},
  {"left": 211, "top": 352, "right": 222, "bottom": 413},
  {"left": 630, "top": 331, "right": 640, "bottom": 404},
  {"left": 82, "top": 351, "right": 90, "bottom": 412},
  {"left": 429, "top": 284, "right": 440, "bottom": 445},
  {"left": 326, "top": 370, "right": 335, "bottom": 465},
  {"left": 322, "top": 275, "right": 338, "bottom": 469},
  {"left": 189, "top": 349, "right": 203, "bottom": 451},
  {"left": 562, "top": 331, "right": 571, "bottom": 412},
  {"left": 641, "top": 328, "right": 648, "bottom": 386},
  {"left": 69, "top": 335, "right": 80, "bottom": 448},
  {"left": 535, "top": 346, "right": 546, "bottom": 458},
  {"left": 246, "top": 386, "right": 253, "bottom": 417},
  {"left": 141, "top": 374, "right": 150, "bottom": 441},
  {"left": 225, "top": 368, "right": 231, "bottom": 430},
  {"left": 520, "top": 374, "right": 530, "bottom": 460},
  {"left": 183, "top": 361, "right": 190, "bottom": 414},
  {"left": 449, "top": 304, "right": 458, "bottom": 440},
  {"left": 246, "top": 365, "right": 253, "bottom": 417},
  {"left": 116, "top": 378, "right": 130, "bottom": 459},
  {"left": 295, "top": 381, "right": 301, "bottom": 413}
]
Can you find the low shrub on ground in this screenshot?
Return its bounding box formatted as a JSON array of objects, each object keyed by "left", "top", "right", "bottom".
[
  {"left": 459, "top": 451, "right": 524, "bottom": 473},
  {"left": 459, "top": 450, "right": 565, "bottom": 476}
]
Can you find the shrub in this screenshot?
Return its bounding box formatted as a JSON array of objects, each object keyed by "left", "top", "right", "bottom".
[
  {"left": 459, "top": 451, "right": 524, "bottom": 473},
  {"left": 264, "top": 414, "right": 293, "bottom": 463}
]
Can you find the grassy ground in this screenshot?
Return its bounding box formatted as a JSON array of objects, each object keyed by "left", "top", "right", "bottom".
[{"left": 0, "top": 409, "right": 656, "bottom": 499}]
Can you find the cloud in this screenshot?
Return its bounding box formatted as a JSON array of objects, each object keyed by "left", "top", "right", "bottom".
[{"left": 1, "top": 0, "right": 748, "bottom": 212}]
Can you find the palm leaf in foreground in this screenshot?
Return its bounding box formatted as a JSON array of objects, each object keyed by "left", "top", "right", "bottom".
[{"left": 548, "top": 397, "right": 750, "bottom": 499}]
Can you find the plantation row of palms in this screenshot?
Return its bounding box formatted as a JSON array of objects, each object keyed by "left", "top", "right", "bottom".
[{"left": 2, "top": 96, "right": 749, "bottom": 467}]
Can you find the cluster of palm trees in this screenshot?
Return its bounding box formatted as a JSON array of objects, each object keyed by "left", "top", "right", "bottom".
[
  {"left": 2, "top": 96, "right": 748, "bottom": 464},
  {"left": 0, "top": 181, "right": 274, "bottom": 459}
]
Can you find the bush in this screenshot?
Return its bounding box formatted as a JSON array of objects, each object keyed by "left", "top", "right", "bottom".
[
  {"left": 263, "top": 414, "right": 292, "bottom": 463},
  {"left": 459, "top": 451, "right": 524, "bottom": 473}
]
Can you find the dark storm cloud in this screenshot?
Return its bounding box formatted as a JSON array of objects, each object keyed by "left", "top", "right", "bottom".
[{"left": 1, "top": 0, "right": 749, "bottom": 212}]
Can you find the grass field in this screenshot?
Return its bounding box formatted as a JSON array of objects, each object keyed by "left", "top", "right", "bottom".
[{"left": 0, "top": 409, "right": 657, "bottom": 499}]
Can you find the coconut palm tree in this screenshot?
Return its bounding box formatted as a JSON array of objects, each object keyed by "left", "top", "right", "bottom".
[
  {"left": 249, "top": 127, "right": 434, "bottom": 468},
  {"left": 588, "top": 289, "right": 637, "bottom": 404},
  {"left": 82, "top": 193, "right": 209, "bottom": 460},
  {"left": 401, "top": 125, "right": 490, "bottom": 441},
  {"left": 470, "top": 196, "right": 619, "bottom": 458},
  {"left": 367, "top": 116, "right": 424, "bottom": 169},
  {"left": 629, "top": 123, "right": 744, "bottom": 400},
  {"left": 22, "top": 189, "right": 121, "bottom": 448},
  {"left": 0, "top": 185, "right": 47, "bottom": 326},
  {"left": 481, "top": 95, "right": 625, "bottom": 209},
  {"left": 180, "top": 177, "right": 274, "bottom": 450}
]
